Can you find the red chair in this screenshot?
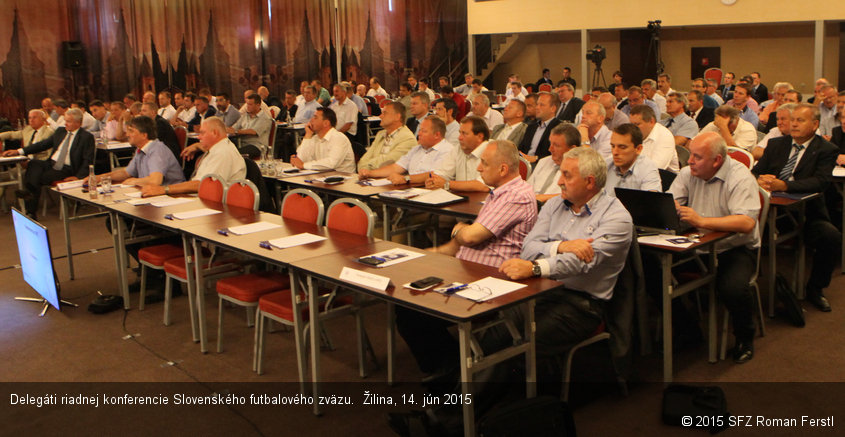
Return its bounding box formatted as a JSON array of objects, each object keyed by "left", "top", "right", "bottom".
[
  {"left": 727, "top": 147, "right": 753, "bottom": 168},
  {"left": 223, "top": 179, "right": 260, "bottom": 210},
  {"left": 374, "top": 95, "right": 386, "bottom": 104},
  {"left": 538, "top": 83, "right": 552, "bottom": 93},
  {"left": 174, "top": 126, "right": 188, "bottom": 152},
  {"left": 198, "top": 173, "right": 226, "bottom": 201},
  {"left": 253, "top": 198, "right": 377, "bottom": 376},
  {"left": 518, "top": 156, "right": 533, "bottom": 181},
  {"left": 265, "top": 122, "right": 277, "bottom": 159},
  {"left": 704, "top": 68, "right": 723, "bottom": 88},
  {"left": 214, "top": 189, "right": 324, "bottom": 354}
]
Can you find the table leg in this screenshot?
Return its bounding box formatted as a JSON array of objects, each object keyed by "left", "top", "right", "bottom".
[
  {"left": 840, "top": 182, "right": 844, "bottom": 274},
  {"left": 524, "top": 299, "right": 537, "bottom": 398},
  {"left": 796, "top": 202, "right": 807, "bottom": 299},
  {"left": 193, "top": 237, "right": 208, "bottom": 353},
  {"left": 61, "top": 196, "right": 75, "bottom": 280},
  {"left": 386, "top": 302, "right": 395, "bottom": 386},
  {"left": 307, "top": 273, "right": 322, "bottom": 416},
  {"left": 707, "top": 246, "right": 717, "bottom": 364},
  {"left": 110, "top": 211, "right": 130, "bottom": 309},
  {"left": 382, "top": 204, "right": 391, "bottom": 241},
  {"left": 661, "top": 253, "right": 673, "bottom": 383},
  {"left": 182, "top": 235, "right": 199, "bottom": 342},
  {"left": 289, "top": 270, "right": 307, "bottom": 394},
  {"left": 767, "top": 205, "right": 777, "bottom": 317},
  {"left": 457, "top": 321, "right": 475, "bottom": 437}
]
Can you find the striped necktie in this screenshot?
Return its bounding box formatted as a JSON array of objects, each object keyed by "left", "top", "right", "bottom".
[
  {"left": 778, "top": 143, "right": 804, "bottom": 181},
  {"left": 53, "top": 131, "right": 73, "bottom": 170}
]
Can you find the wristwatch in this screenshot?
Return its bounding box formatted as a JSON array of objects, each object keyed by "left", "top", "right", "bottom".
[
  {"left": 443, "top": 180, "right": 450, "bottom": 190},
  {"left": 531, "top": 261, "right": 541, "bottom": 277},
  {"left": 404, "top": 175, "right": 411, "bottom": 183},
  {"left": 164, "top": 186, "right": 170, "bottom": 194}
]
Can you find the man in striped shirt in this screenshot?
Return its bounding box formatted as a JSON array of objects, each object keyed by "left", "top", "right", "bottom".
[{"left": 396, "top": 139, "right": 537, "bottom": 377}]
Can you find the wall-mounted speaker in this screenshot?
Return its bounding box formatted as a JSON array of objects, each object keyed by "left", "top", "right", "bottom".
[{"left": 62, "top": 41, "right": 85, "bottom": 70}]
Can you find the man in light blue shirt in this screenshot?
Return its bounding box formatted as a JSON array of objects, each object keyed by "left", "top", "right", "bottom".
[
  {"left": 661, "top": 92, "right": 700, "bottom": 147},
  {"left": 293, "top": 86, "right": 321, "bottom": 124},
  {"left": 605, "top": 124, "right": 661, "bottom": 196},
  {"left": 358, "top": 117, "right": 452, "bottom": 185}
]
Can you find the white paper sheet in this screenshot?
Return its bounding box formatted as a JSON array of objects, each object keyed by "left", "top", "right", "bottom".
[
  {"left": 361, "top": 178, "right": 392, "bottom": 186},
  {"left": 56, "top": 180, "right": 85, "bottom": 190},
  {"left": 171, "top": 208, "right": 221, "bottom": 220},
  {"left": 124, "top": 191, "right": 143, "bottom": 198},
  {"left": 833, "top": 166, "right": 845, "bottom": 177},
  {"left": 127, "top": 195, "right": 169, "bottom": 205},
  {"left": 414, "top": 189, "right": 464, "bottom": 204},
  {"left": 637, "top": 234, "right": 695, "bottom": 248},
  {"left": 363, "top": 247, "right": 425, "bottom": 268},
  {"left": 151, "top": 197, "right": 194, "bottom": 207},
  {"left": 227, "top": 221, "right": 282, "bottom": 235},
  {"left": 267, "top": 233, "right": 327, "bottom": 249},
  {"left": 277, "top": 169, "right": 322, "bottom": 178},
  {"left": 456, "top": 277, "right": 526, "bottom": 302}
]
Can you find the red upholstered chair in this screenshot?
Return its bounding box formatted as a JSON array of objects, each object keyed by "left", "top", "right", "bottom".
[
  {"left": 223, "top": 179, "right": 260, "bottom": 211},
  {"left": 518, "top": 156, "right": 533, "bottom": 181},
  {"left": 174, "top": 126, "right": 188, "bottom": 152},
  {"left": 214, "top": 189, "right": 324, "bottom": 354},
  {"left": 728, "top": 147, "right": 753, "bottom": 168},
  {"left": 325, "top": 197, "right": 376, "bottom": 237},
  {"left": 539, "top": 83, "right": 552, "bottom": 93},
  {"left": 704, "top": 68, "right": 723, "bottom": 88},
  {"left": 198, "top": 173, "right": 226, "bottom": 201}
]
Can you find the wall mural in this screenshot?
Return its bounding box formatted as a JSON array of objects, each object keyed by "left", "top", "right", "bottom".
[{"left": 0, "top": 0, "right": 466, "bottom": 125}]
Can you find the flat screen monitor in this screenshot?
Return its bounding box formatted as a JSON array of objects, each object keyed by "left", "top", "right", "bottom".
[{"left": 12, "top": 208, "right": 61, "bottom": 311}]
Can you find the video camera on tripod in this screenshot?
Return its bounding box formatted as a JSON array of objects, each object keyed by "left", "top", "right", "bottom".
[{"left": 586, "top": 45, "right": 606, "bottom": 66}]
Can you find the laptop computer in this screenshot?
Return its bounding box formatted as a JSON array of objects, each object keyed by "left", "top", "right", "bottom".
[{"left": 614, "top": 188, "right": 695, "bottom": 235}]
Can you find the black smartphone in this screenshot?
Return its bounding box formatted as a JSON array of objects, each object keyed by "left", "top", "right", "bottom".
[
  {"left": 358, "top": 256, "right": 386, "bottom": 266},
  {"left": 323, "top": 176, "right": 345, "bottom": 184},
  {"left": 410, "top": 276, "right": 442, "bottom": 289},
  {"left": 283, "top": 168, "right": 300, "bottom": 174}
]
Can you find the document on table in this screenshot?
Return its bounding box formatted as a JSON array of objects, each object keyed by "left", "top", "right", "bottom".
[
  {"left": 226, "top": 221, "right": 282, "bottom": 235},
  {"left": 127, "top": 195, "right": 169, "bottom": 205},
  {"left": 124, "top": 191, "right": 143, "bottom": 198},
  {"left": 360, "top": 178, "right": 392, "bottom": 187},
  {"left": 637, "top": 234, "right": 696, "bottom": 248},
  {"left": 151, "top": 197, "right": 195, "bottom": 207},
  {"left": 456, "top": 277, "right": 526, "bottom": 302},
  {"left": 379, "top": 188, "right": 430, "bottom": 199},
  {"left": 363, "top": 247, "right": 425, "bottom": 268},
  {"left": 171, "top": 208, "right": 221, "bottom": 220},
  {"left": 833, "top": 166, "right": 845, "bottom": 177},
  {"left": 56, "top": 180, "right": 85, "bottom": 190},
  {"left": 277, "top": 169, "right": 322, "bottom": 178},
  {"left": 267, "top": 233, "right": 326, "bottom": 249},
  {"left": 414, "top": 189, "right": 464, "bottom": 205}
]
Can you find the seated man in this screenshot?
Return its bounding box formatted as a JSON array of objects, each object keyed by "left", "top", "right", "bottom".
[
  {"left": 471, "top": 93, "right": 504, "bottom": 131},
  {"left": 173, "top": 92, "right": 197, "bottom": 127},
  {"left": 215, "top": 93, "right": 241, "bottom": 127},
  {"left": 618, "top": 86, "right": 660, "bottom": 116},
  {"left": 433, "top": 97, "right": 460, "bottom": 146},
  {"left": 102, "top": 101, "right": 131, "bottom": 142},
  {"left": 597, "top": 92, "right": 629, "bottom": 130},
  {"left": 140, "top": 102, "right": 181, "bottom": 161},
  {"left": 605, "top": 123, "right": 662, "bottom": 196},
  {"left": 397, "top": 139, "right": 538, "bottom": 376},
  {"left": 752, "top": 103, "right": 796, "bottom": 160},
  {"left": 90, "top": 116, "right": 185, "bottom": 187},
  {"left": 527, "top": 123, "right": 581, "bottom": 202},
  {"left": 519, "top": 91, "right": 562, "bottom": 163},
  {"left": 687, "top": 89, "right": 715, "bottom": 129},
  {"left": 358, "top": 117, "right": 452, "bottom": 185},
  {"left": 228, "top": 93, "right": 274, "bottom": 159},
  {"left": 328, "top": 83, "right": 359, "bottom": 141},
  {"left": 293, "top": 85, "right": 320, "bottom": 124},
  {"left": 661, "top": 92, "right": 699, "bottom": 147},
  {"left": 751, "top": 103, "right": 841, "bottom": 312},
  {"left": 157, "top": 91, "right": 177, "bottom": 122},
  {"left": 0, "top": 109, "right": 54, "bottom": 158},
  {"left": 141, "top": 117, "right": 246, "bottom": 197},
  {"left": 491, "top": 99, "right": 527, "bottom": 146},
  {"left": 88, "top": 100, "right": 110, "bottom": 133},
  {"left": 699, "top": 105, "right": 758, "bottom": 152},
  {"left": 45, "top": 99, "right": 70, "bottom": 130},
  {"left": 629, "top": 104, "right": 680, "bottom": 172},
  {"left": 276, "top": 89, "right": 300, "bottom": 121},
  {"left": 439, "top": 86, "right": 467, "bottom": 121},
  {"left": 668, "top": 132, "right": 761, "bottom": 363},
  {"left": 356, "top": 101, "right": 416, "bottom": 171},
  {"left": 188, "top": 96, "right": 217, "bottom": 133},
  {"left": 577, "top": 101, "right": 612, "bottom": 158},
  {"left": 426, "top": 116, "right": 491, "bottom": 192},
  {"left": 3, "top": 108, "right": 94, "bottom": 218},
  {"left": 290, "top": 107, "right": 356, "bottom": 173},
  {"left": 726, "top": 83, "right": 760, "bottom": 129},
  {"left": 406, "top": 92, "right": 431, "bottom": 137}
]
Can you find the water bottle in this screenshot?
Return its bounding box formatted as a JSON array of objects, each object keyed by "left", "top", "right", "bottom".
[{"left": 88, "top": 164, "right": 98, "bottom": 199}]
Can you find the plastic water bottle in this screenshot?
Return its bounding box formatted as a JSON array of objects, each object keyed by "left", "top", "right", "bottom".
[{"left": 88, "top": 164, "right": 98, "bottom": 199}]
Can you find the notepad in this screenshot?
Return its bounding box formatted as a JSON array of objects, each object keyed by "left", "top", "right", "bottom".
[
  {"left": 151, "top": 197, "right": 194, "bottom": 207},
  {"left": 414, "top": 189, "right": 464, "bottom": 205},
  {"left": 267, "top": 233, "right": 326, "bottom": 249},
  {"left": 56, "top": 180, "right": 85, "bottom": 190},
  {"left": 833, "top": 166, "right": 845, "bottom": 177},
  {"left": 227, "top": 221, "right": 282, "bottom": 235},
  {"left": 637, "top": 234, "right": 695, "bottom": 248},
  {"left": 455, "top": 277, "right": 526, "bottom": 302},
  {"left": 124, "top": 191, "right": 143, "bottom": 198},
  {"left": 360, "top": 178, "right": 392, "bottom": 186},
  {"left": 127, "top": 195, "right": 169, "bottom": 205},
  {"left": 171, "top": 208, "right": 221, "bottom": 220}
]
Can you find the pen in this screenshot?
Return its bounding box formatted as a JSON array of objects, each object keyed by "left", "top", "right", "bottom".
[{"left": 443, "top": 284, "right": 468, "bottom": 294}]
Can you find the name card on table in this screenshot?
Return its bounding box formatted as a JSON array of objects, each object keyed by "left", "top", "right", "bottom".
[{"left": 339, "top": 267, "right": 390, "bottom": 291}]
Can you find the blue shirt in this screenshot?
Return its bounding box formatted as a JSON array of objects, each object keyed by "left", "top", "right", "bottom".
[
  {"left": 125, "top": 140, "right": 186, "bottom": 185},
  {"left": 521, "top": 192, "right": 633, "bottom": 300},
  {"left": 738, "top": 106, "right": 759, "bottom": 129},
  {"left": 604, "top": 154, "right": 662, "bottom": 197},
  {"left": 661, "top": 112, "right": 699, "bottom": 139}
]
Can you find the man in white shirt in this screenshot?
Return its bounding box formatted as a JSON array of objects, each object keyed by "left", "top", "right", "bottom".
[
  {"left": 173, "top": 92, "right": 197, "bottom": 126},
  {"left": 293, "top": 86, "right": 321, "bottom": 124},
  {"left": 526, "top": 123, "right": 581, "bottom": 202},
  {"left": 641, "top": 79, "right": 666, "bottom": 114},
  {"left": 471, "top": 94, "right": 504, "bottom": 131},
  {"left": 367, "top": 77, "right": 391, "bottom": 99},
  {"left": 294, "top": 81, "right": 309, "bottom": 107},
  {"left": 657, "top": 73, "right": 675, "bottom": 97},
  {"left": 290, "top": 107, "right": 356, "bottom": 173},
  {"left": 69, "top": 101, "right": 98, "bottom": 132},
  {"left": 229, "top": 93, "right": 274, "bottom": 158},
  {"left": 418, "top": 78, "right": 436, "bottom": 101},
  {"left": 699, "top": 105, "right": 758, "bottom": 152},
  {"left": 433, "top": 97, "right": 460, "bottom": 147},
  {"left": 359, "top": 117, "right": 452, "bottom": 185},
  {"left": 629, "top": 104, "right": 680, "bottom": 172},
  {"left": 706, "top": 78, "right": 725, "bottom": 106},
  {"left": 329, "top": 83, "right": 359, "bottom": 139},
  {"left": 426, "top": 116, "right": 491, "bottom": 192},
  {"left": 141, "top": 117, "right": 246, "bottom": 197},
  {"left": 157, "top": 91, "right": 177, "bottom": 122},
  {"left": 577, "top": 101, "right": 612, "bottom": 159},
  {"left": 752, "top": 103, "right": 795, "bottom": 160}
]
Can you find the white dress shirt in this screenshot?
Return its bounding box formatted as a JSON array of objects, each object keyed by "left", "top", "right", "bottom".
[
  {"left": 296, "top": 128, "right": 356, "bottom": 173},
  {"left": 642, "top": 122, "right": 680, "bottom": 172}
]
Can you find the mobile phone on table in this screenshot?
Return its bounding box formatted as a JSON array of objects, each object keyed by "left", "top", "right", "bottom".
[
  {"left": 358, "top": 256, "right": 386, "bottom": 266},
  {"left": 410, "top": 276, "right": 442, "bottom": 289}
]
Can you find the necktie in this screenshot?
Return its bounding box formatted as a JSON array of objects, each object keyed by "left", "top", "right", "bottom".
[
  {"left": 28, "top": 129, "right": 37, "bottom": 146},
  {"left": 53, "top": 131, "right": 73, "bottom": 170},
  {"left": 539, "top": 165, "right": 559, "bottom": 194},
  {"left": 665, "top": 118, "right": 674, "bottom": 128},
  {"left": 778, "top": 143, "right": 804, "bottom": 181}
]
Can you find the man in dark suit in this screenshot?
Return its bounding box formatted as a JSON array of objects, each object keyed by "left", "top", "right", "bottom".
[
  {"left": 4, "top": 108, "right": 94, "bottom": 218},
  {"left": 519, "top": 91, "right": 562, "bottom": 162},
  {"left": 141, "top": 102, "right": 181, "bottom": 161},
  {"left": 751, "top": 103, "right": 841, "bottom": 312},
  {"left": 535, "top": 68, "right": 553, "bottom": 89},
  {"left": 750, "top": 72, "right": 769, "bottom": 105},
  {"left": 687, "top": 90, "right": 715, "bottom": 129},
  {"left": 717, "top": 72, "right": 736, "bottom": 102},
  {"left": 555, "top": 82, "right": 584, "bottom": 123}
]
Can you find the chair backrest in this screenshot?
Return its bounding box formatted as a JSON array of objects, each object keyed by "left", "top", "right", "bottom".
[
  {"left": 378, "top": 98, "right": 391, "bottom": 108},
  {"left": 268, "top": 105, "right": 280, "bottom": 119},
  {"left": 241, "top": 156, "right": 274, "bottom": 212},
  {"left": 539, "top": 83, "right": 552, "bottom": 93},
  {"left": 326, "top": 198, "right": 376, "bottom": 237},
  {"left": 518, "top": 155, "right": 533, "bottom": 180},
  {"left": 675, "top": 145, "right": 690, "bottom": 168},
  {"left": 266, "top": 122, "right": 277, "bottom": 158},
  {"left": 223, "top": 179, "right": 260, "bottom": 210},
  {"left": 198, "top": 174, "right": 226, "bottom": 202},
  {"left": 703, "top": 68, "right": 723, "bottom": 87},
  {"left": 496, "top": 94, "right": 507, "bottom": 104},
  {"left": 658, "top": 168, "right": 676, "bottom": 192},
  {"left": 753, "top": 186, "right": 771, "bottom": 282},
  {"left": 727, "top": 147, "right": 753, "bottom": 168},
  {"left": 374, "top": 95, "right": 386, "bottom": 104},
  {"left": 281, "top": 188, "right": 325, "bottom": 224},
  {"left": 173, "top": 126, "right": 188, "bottom": 151}
]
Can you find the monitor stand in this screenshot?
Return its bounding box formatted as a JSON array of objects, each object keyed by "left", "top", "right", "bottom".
[{"left": 15, "top": 297, "right": 78, "bottom": 317}]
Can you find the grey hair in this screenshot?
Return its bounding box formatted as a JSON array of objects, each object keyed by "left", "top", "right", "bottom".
[
  {"left": 695, "top": 131, "right": 727, "bottom": 160},
  {"left": 487, "top": 139, "right": 520, "bottom": 175},
  {"left": 65, "top": 108, "right": 83, "bottom": 123},
  {"left": 28, "top": 109, "right": 47, "bottom": 119},
  {"left": 473, "top": 93, "right": 490, "bottom": 107},
  {"left": 667, "top": 91, "right": 688, "bottom": 111},
  {"left": 562, "top": 146, "right": 607, "bottom": 189},
  {"left": 776, "top": 103, "right": 797, "bottom": 114},
  {"left": 583, "top": 100, "right": 606, "bottom": 118}
]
